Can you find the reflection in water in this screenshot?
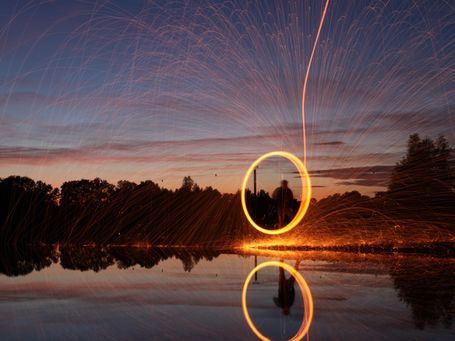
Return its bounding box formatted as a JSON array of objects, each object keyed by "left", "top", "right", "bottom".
[
  {"left": 0, "top": 245, "right": 58, "bottom": 277},
  {"left": 0, "top": 245, "right": 222, "bottom": 276},
  {"left": 0, "top": 245, "right": 454, "bottom": 335},
  {"left": 273, "top": 260, "right": 301, "bottom": 316},
  {"left": 242, "top": 261, "right": 313, "bottom": 340},
  {"left": 390, "top": 257, "right": 454, "bottom": 330}
]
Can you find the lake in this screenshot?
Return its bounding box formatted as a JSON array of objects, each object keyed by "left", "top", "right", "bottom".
[{"left": 0, "top": 246, "right": 453, "bottom": 340}]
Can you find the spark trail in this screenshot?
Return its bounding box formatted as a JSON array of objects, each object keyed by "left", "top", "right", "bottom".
[{"left": 302, "top": 0, "right": 330, "bottom": 165}]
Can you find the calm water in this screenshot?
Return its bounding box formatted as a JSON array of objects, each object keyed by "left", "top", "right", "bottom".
[{"left": 0, "top": 247, "right": 454, "bottom": 340}]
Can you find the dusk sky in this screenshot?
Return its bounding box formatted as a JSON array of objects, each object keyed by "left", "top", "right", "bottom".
[{"left": 0, "top": 0, "right": 453, "bottom": 199}]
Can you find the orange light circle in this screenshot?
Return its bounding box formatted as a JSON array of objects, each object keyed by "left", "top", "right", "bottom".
[
  {"left": 242, "top": 261, "right": 314, "bottom": 341},
  {"left": 241, "top": 151, "right": 311, "bottom": 235}
]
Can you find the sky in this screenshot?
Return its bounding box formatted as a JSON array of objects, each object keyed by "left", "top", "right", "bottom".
[{"left": 0, "top": 0, "right": 454, "bottom": 199}]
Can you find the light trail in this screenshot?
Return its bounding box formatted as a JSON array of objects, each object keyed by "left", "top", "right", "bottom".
[
  {"left": 241, "top": 151, "right": 311, "bottom": 235},
  {"left": 242, "top": 0, "right": 330, "bottom": 235},
  {"left": 242, "top": 261, "right": 314, "bottom": 341},
  {"left": 302, "top": 0, "right": 330, "bottom": 165}
]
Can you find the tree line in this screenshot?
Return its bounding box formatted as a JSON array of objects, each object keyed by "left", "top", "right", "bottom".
[
  {"left": 0, "top": 175, "right": 246, "bottom": 246},
  {"left": 248, "top": 134, "right": 454, "bottom": 233},
  {"left": 0, "top": 133, "right": 453, "bottom": 246}
]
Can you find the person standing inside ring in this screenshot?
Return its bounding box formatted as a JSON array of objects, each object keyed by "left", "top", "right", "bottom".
[{"left": 272, "top": 180, "right": 294, "bottom": 227}]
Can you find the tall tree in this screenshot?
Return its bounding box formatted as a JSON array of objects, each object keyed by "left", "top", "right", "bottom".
[{"left": 387, "top": 134, "right": 454, "bottom": 225}]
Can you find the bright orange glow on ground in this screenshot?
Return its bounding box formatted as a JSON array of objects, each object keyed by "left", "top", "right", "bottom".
[
  {"left": 242, "top": 261, "right": 314, "bottom": 341},
  {"left": 241, "top": 151, "right": 312, "bottom": 235}
]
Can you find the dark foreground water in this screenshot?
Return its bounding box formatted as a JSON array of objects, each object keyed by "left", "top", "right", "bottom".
[{"left": 0, "top": 247, "right": 454, "bottom": 340}]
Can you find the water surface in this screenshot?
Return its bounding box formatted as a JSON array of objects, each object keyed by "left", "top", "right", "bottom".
[{"left": 0, "top": 247, "right": 453, "bottom": 340}]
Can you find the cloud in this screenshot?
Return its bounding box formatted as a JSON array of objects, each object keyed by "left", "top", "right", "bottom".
[
  {"left": 0, "top": 143, "right": 258, "bottom": 165},
  {"left": 314, "top": 141, "right": 345, "bottom": 146},
  {"left": 336, "top": 179, "right": 387, "bottom": 187},
  {"left": 0, "top": 125, "right": 295, "bottom": 165},
  {"left": 0, "top": 132, "right": 401, "bottom": 167},
  {"left": 257, "top": 106, "right": 454, "bottom": 140},
  {"left": 380, "top": 109, "right": 455, "bottom": 136},
  {"left": 1, "top": 104, "right": 451, "bottom": 176},
  {"left": 311, "top": 165, "right": 395, "bottom": 187}
]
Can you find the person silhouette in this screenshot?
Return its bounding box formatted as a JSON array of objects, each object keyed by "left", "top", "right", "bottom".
[
  {"left": 272, "top": 180, "right": 294, "bottom": 227},
  {"left": 273, "top": 260, "right": 301, "bottom": 316}
]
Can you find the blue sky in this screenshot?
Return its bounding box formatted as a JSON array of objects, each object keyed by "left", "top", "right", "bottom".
[{"left": 0, "top": 0, "right": 453, "bottom": 198}]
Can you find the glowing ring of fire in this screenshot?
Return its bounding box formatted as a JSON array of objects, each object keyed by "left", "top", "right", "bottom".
[
  {"left": 242, "top": 261, "right": 314, "bottom": 341},
  {"left": 241, "top": 151, "right": 311, "bottom": 235}
]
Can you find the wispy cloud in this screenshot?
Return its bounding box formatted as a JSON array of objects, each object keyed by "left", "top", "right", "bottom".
[
  {"left": 311, "top": 165, "right": 395, "bottom": 187},
  {"left": 314, "top": 141, "right": 345, "bottom": 146}
]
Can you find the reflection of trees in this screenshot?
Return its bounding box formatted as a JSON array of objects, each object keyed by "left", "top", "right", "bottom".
[
  {"left": 0, "top": 246, "right": 221, "bottom": 276},
  {"left": 110, "top": 247, "right": 221, "bottom": 272},
  {"left": 0, "top": 245, "right": 58, "bottom": 277},
  {"left": 389, "top": 257, "right": 454, "bottom": 329},
  {"left": 60, "top": 247, "right": 115, "bottom": 272},
  {"left": 110, "top": 247, "right": 164, "bottom": 269},
  {"left": 172, "top": 248, "right": 222, "bottom": 272},
  {"left": 245, "top": 250, "right": 454, "bottom": 330},
  {"left": 1, "top": 246, "right": 454, "bottom": 331}
]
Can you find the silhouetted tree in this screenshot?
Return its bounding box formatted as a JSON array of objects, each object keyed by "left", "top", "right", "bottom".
[
  {"left": 1, "top": 133, "right": 453, "bottom": 247},
  {"left": 116, "top": 180, "right": 137, "bottom": 192},
  {"left": 180, "top": 176, "right": 200, "bottom": 192},
  {"left": 387, "top": 134, "right": 454, "bottom": 227},
  {"left": 0, "top": 176, "right": 58, "bottom": 244},
  {"left": 60, "top": 178, "right": 114, "bottom": 207}
]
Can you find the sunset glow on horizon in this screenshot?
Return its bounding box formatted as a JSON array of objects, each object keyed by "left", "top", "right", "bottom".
[{"left": 0, "top": 0, "right": 453, "bottom": 199}]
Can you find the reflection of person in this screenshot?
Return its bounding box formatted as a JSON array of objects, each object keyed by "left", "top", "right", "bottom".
[
  {"left": 272, "top": 180, "right": 294, "bottom": 227},
  {"left": 273, "top": 260, "right": 300, "bottom": 315}
]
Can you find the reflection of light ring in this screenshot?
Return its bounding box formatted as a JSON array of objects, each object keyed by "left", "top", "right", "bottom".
[
  {"left": 241, "top": 151, "right": 311, "bottom": 235},
  {"left": 242, "top": 261, "right": 313, "bottom": 341}
]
